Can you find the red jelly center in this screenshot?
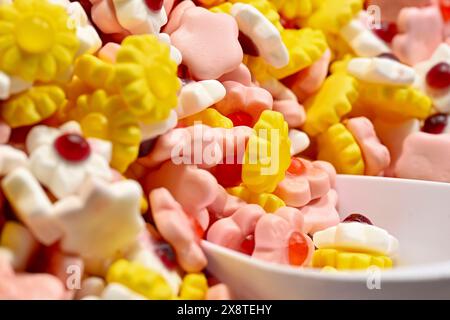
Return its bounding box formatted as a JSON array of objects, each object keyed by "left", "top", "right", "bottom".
[
  {"left": 343, "top": 213, "right": 373, "bottom": 225},
  {"left": 54, "top": 133, "right": 91, "bottom": 162},
  {"left": 227, "top": 111, "right": 254, "bottom": 127},
  {"left": 287, "top": 157, "right": 305, "bottom": 176},
  {"left": 238, "top": 31, "right": 260, "bottom": 57},
  {"left": 154, "top": 242, "right": 177, "bottom": 270},
  {"left": 288, "top": 232, "right": 309, "bottom": 266},
  {"left": 426, "top": 62, "right": 450, "bottom": 90},
  {"left": 440, "top": 0, "right": 450, "bottom": 22},
  {"left": 212, "top": 162, "right": 243, "bottom": 188},
  {"left": 144, "top": 0, "right": 164, "bottom": 11},
  {"left": 422, "top": 113, "right": 448, "bottom": 134},
  {"left": 240, "top": 234, "right": 255, "bottom": 255},
  {"left": 373, "top": 22, "right": 398, "bottom": 43}
]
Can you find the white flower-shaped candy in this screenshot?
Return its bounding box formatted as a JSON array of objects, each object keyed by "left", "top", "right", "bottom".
[
  {"left": 112, "top": 0, "right": 168, "bottom": 35},
  {"left": 231, "top": 3, "right": 289, "bottom": 68},
  {"left": 289, "top": 129, "right": 310, "bottom": 156},
  {"left": 340, "top": 18, "right": 390, "bottom": 57},
  {"left": 140, "top": 110, "right": 178, "bottom": 141},
  {"left": 158, "top": 33, "right": 182, "bottom": 66},
  {"left": 348, "top": 57, "right": 416, "bottom": 86},
  {"left": 414, "top": 43, "right": 450, "bottom": 113},
  {"left": 176, "top": 80, "right": 226, "bottom": 119},
  {"left": 313, "top": 222, "right": 399, "bottom": 256},
  {"left": 0, "top": 145, "right": 27, "bottom": 176},
  {"left": 26, "top": 121, "right": 113, "bottom": 199}
]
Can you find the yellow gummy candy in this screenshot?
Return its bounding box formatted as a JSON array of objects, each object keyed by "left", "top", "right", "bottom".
[
  {"left": 179, "top": 273, "right": 209, "bottom": 300},
  {"left": 115, "top": 35, "right": 180, "bottom": 124},
  {"left": 317, "top": 123, "right": 365, "bottom": 175},
  {"left": 266, "top": 28, "right": 328, "bottom": 79},
  {"left": 67, "top": 90, "right": 141, "bottom": 173},
  {"left": 227, "top": 185, "right": 286, "bottom": 212},
  {"left": 181, "top": 108, "right": 233, "bottom": 129},
  {"left": 2, "top": 85, "right": 66, "bottom": 128},
  {"left": 313, "top": 248, "right": 393, "bottom": 270},
  {"left": 242, "top": 110, "right": 291, "bottom": 194},
  {"left": 0, "top": 0, "right": 79, "bottom": 82},
  {"left": 73, "top": 55, "right": 116, "bottom": 93},
  {"left": 304, "top": 0, "right": 363, "bottom": 35},
  {"left": 106, "top": 259, "right": 173, "bottom": 300},
  {"left": 355, "top": 83, "right": 432, "bottom": 122},
  {"left": 270, "top": 0, "right": 313, "bottom": 20},
  {"left": 302, "top": 72, "right": 359, "bottom": 137}
]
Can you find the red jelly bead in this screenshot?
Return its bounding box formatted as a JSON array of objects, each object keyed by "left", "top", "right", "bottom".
[
  {"left": 440, "top": 0, "right": 450, "bottom": 22},
  {"left": 144, "top": 0, "right": 164, "bottom": 11},
  {"left": 373, "top": 22, "right": 398, "bottom": 43},
  {"left": 240, "top": 234, "right": 255, "bottom": 255},
  {"left": 154, "top": 242, "right": 177, "bottom": 270},
  {"left": 238, "top": 31, "right": 260, "bottom": 57},
  {"left": 227, "top": 111, "right": 254, "bottom": 127},
  {"left": 280, "top": 16, "right": 298, "bottom": 29},
  {"left": 288, "top": 232, "right": 309, "bottom": 266},
  {"left": 54, "top": 133, "right": 91, "bottom": 162},
  {"left": 287, "top": 157, "right": 305, "bottom": 176},
  {"left": 212, "top": 162, "right": 243, "bottom": 188},
  {"left": 422, "top": 113, "right": 448, "bottom": 134},
  {"left": 426, "top": 62, "right": 450, "bottom": 90},
  {"left": 343, "top": 213, "right": 373, "bottom": 225}
]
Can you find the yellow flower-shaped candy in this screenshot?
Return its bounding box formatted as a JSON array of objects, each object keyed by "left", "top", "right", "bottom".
[
  {"left": 198, "top": 0, "right": 226, "bottom": 7},
  {"left": 302, "top": 72, "right": 359, "bottom": 137},
  {"left": 355, "top": 83, "right": 432, "bottom": 122},
  {"left": 242, "top": 110, "right": 291, "bottom": 194},
  {"left": 73, "top": 54, "right": 116, "bottom": 93},
  {"left": 179, "top": 274, "right": 208, "bottom": 300},
  {"left": 313, "top": 248, "right": 393, "bottom": 270},
  {"left": 304, "top": 0, "right": 363, "bottom": 35},
  {"left": 2, "top": 85, "right": 65, "bottom": 128},
  {"left": 227, "top": 185, "right": 285, "bottom": 212},
  {"left": 0, "top": 0, "right": 79, "bottom": 82},
  {"left": 317, "top": 123, "right": 365, "bottom": 175},
  {"left": 67, "top": 90, "right": 141, "bottom": 173},
  {"left": 270, "top": 0, "right": 313, "bottom": 20},
  {"left": 181, "top": 108, "right": 233, "bottom": 129},
  {"left": 115, "top": 35, "right": 180, "bottom": 124},
  {"left": 106, "top": 259, "right": 173, "bottom": 300},
  {"left": 266, "top": 28, "right": 328, "bottom": 79}
]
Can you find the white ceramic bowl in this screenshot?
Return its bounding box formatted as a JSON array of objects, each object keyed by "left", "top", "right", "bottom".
[{"left": 202, "top": 175, "right": 450, "bottom": 299}]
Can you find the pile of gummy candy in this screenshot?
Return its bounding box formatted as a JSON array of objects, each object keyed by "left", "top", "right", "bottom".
[{"left": 0, "top": 0, "right": 448, "bottom": 299}]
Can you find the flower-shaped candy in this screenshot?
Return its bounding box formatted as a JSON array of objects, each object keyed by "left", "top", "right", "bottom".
[
  {"left": 392, "top": 6, "right": 444, "bottom": 66},
  {"left": 0, "top": 0, "right": 79, "bottom": 82},
  {"left": 414, "top": 44, "right": 450, "bottom": 113},
  {"left": 144, "top": 161, "right": 219, "bottom": 230},
  {"left": 242, "top": 110, "right": 291, "bottom": 194},
  {"left": 170, "top": 6, "right": 243, "bottom": 80},
  {"left": 2, "top": 85, "right": 66, "bottom": 128},
  {"left": 207, "top": 204, "right": 265, "bottom": 254},
  {"left": 114, "top": 35, "right": 180, "bottom": 123},
  {"left": 270, "top": 0, "right": 312, "bottom": 20},
  {"left": 214, "top": 81, "right": 273, "bottom": 127},
  {"left": 273, "top": 157, "right": 333, "bottom": 208},
  {"left": 252, "top": 208, "right": 314, "bottom": 266},
  {"left": 66, "top": 90, "right": 141, "bottom": 173},
  {"left": 26, "top": 121, "right": 113, "bottom": 199},
  {"left": 150, "top": 188, "right": 207, "bottom": 273},
  {"left": 300, "top": 189, "right": 340, "bottom": 235}
]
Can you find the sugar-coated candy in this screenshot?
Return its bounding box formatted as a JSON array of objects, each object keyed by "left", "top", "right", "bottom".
[
  {"left": 150, "top": 188, "right": 207, "bottom": 273},
  {"left": 313, "top": 222, "right": 399, "bottom": 256},
  {"left": 106, "top": 259, "right": 173, "bottom": 299}
]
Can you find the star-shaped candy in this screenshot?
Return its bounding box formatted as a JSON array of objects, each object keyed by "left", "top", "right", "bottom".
[{"left": 53, "top": 178, "right": 145, "bottom": 258}]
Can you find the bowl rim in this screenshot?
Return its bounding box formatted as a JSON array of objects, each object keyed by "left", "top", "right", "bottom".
[{"left": 202, "top": 240, "right": 450, "bottom": 284}]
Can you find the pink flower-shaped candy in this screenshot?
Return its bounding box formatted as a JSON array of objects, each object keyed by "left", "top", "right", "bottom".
[
  {"left": 170, "top": 7, "right": 243, "bottom": 80},
  {"left": 274, "top": 158, "right": 333, "bottom": 208},
  {"left": 300, "top": 189, "right": 340, "bottom": 234},
  {"left": 150, "top": 188, "right": 207, "bottom": 273}
]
